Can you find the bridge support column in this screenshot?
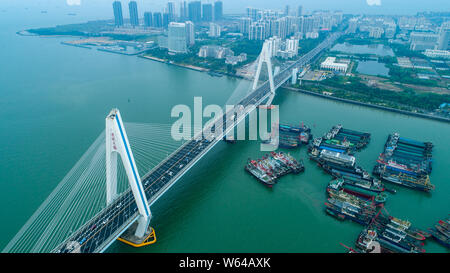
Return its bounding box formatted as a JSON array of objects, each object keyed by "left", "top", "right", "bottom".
[
  {"left": 253, "top": 40, "right": 275, "bottom": 106},
  {"left": 105, "top": 109, "right": 156, "bottom": 247}
]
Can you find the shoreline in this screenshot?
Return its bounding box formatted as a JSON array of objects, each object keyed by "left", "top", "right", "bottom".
[
  {"left": 19, "top": 30, "right": 249, "bottom": 80},
  {"left": 284, "top": 86, "right": 450, "bottom": 123},
  {"left": 138, "top": 54, "right": 246, "bottom": 79},
  {"left": 24, "top": 30, "right": 449, "bottom": 123}
]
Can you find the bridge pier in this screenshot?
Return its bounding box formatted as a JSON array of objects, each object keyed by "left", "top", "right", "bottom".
[
  {"left": 117, "top": 220, "right": 156, "bottom": 247},
  {"left": 105, "top": 109, "right": 155, "bottom": 248}
]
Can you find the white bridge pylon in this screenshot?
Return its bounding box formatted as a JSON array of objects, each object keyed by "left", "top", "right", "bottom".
[
  {"left": 252, "top": 40, "right": 276, "bottom": 105},
  {"left": 106, "top": 109, "right": 150, "bottom": 238}
]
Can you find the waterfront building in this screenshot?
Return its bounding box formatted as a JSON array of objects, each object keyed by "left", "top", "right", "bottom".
[
  {"left": 144, "top": 12, "right": 153, "bottom": 27},
  {"left": 202, "top": 4, "right": 213, "bottom": 22},
  {"left": 185, "top": 21, "right": 195, "bottom": 46},
  {"left": 168, "top": 22, "right": 188, "bottom": 54},
  {"left": 198, "top": 45, "right": 233, "bottom": 59},
  {"left": 129, "top": 1, "right": 139, "bottom": 27},
  {"left": 225, "top": 53, "right": 247, "bottom": 65},
  {"left": 214, "top": 1, "right": 223, "bottom": 21},
  {"left": 320, "top": 57, "right": 348, "bottom": 72},
  {"left": 112, "top": 1, "right": 124, "bottom": 27},
  {"left": 153, "top": 12, "right": 163, "bottom": 28},
  {"left": 158, "top": 35, "right": 168, "bottom": 49},
  {"left": 209, "top": 23, "right": 221, "bottom": 37},
  {"left": 188, "top": 1, "right": 202, "bottom": 22}
]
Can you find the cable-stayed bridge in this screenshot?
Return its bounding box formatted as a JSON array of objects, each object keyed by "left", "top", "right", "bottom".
[{"left": 3, "top": 31, "right": 341, "bottom": 253}]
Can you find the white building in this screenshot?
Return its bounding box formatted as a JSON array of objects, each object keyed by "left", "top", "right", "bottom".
[
  {"left": 424, "top": 49, "right": 450, "bottom": 59},
  {"left": 208, "top": 23, "right": 221, "bottom": 37},
  {"left": 265, "top": 36, "right": 299, "bottom": 59},
  {"left": 168, "top": 22, "right": 187, "bottom": 54},
  {"left": 185, "top": 21, "right": 195, "bottom": 46},
  {"left": 320, "top": 57, "right": 348, "bottom": 72},
  {"left": 286, "top": 38, "right": 299, "bottom": 55},
  {"left": 305, "top": 31, "right": 319, "bottom": 39}
]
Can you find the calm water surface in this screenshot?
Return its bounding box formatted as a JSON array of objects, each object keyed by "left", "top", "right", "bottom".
[{"left": 1, "top": 6, "right": 449, "bottom": 253}]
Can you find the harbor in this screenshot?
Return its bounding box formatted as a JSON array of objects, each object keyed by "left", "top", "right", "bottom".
[{"left": 2, "top": 14, "right": 450, "bottom": 252}]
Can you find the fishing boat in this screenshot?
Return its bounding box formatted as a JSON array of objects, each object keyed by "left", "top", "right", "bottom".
[
  {"left": 429, "top": 228, "right": 450, "bottom": 248},
  {"left": 434, "top": 224, "right": 449, "bottom": 238},
  {"left": 438, "top": 220, "right": 450, "bottom": 231}
]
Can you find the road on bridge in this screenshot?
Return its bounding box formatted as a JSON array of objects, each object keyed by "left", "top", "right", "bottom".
[{"left": 54, "top": 30, "right": 343, "bottom": 253}]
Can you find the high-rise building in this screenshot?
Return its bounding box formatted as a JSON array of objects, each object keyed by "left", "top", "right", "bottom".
[
  {"left": 249, "top": 22, "right": 267, "bottom": 41},
  {"left": 128, "top": 1, "right": 139, "bottom": 27},
  {"left": 163, "top": 13, "right": 170, "bottom": 28},
  {"left": 153, "top": 12, "right": 163, "bottom": 28},
  {"left": 286, "top": 38, "right": 299, "bottom": 55},
  {"left": 303, "top": 16, "right": 314, "bottom": 33},
  {"left": 214, "top": 1, "right": 223, "bottom": 21},
  {"left": 437, "top": 22, "right": 450, "bottom": 50},
  {"left": 168, "top": 22, "right": 188, "bottom": 53},
  {"left": 188, "top": 1, "right": 201, "bottom": 22},
  {"left": 209, "top": 23, "right": 221, "bottom": 37},
  {"left": 180, "top": 1, "right": 188, "bottom": 21},
  {"left": 144, "top": 12, "right": 153, "bottom": 27},
  {"left": 284, "top": 5, "right": 290, "bottom": 16},
  {"left": 246, "top": 7, "right": 258, "bottom": 21},
  {"left": 239, "top": 17, "right": 251, "bottom": 35},
  {"left": 202, "top": 4, "right": 213, "bottom": 22},
  {"left": 185, "top": 21, "right": 195, "bottom": 46},
  {"left": 113, "top": 1, "right": 124, "bottom": 27},
  {"left": 297, "top": 5, "right": 303, "bottom": 17},
  {"left": 167, "top": 1, "right": 176, "bottom": 22}
]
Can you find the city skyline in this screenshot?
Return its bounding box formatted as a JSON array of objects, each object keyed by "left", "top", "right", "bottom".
[{"left": 3, "top": 0, "right": 449, "bottom": 18}]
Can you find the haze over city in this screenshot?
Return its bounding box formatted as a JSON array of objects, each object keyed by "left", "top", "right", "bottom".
[{"left": 2, "top": 0, "right": 450, "bottom": 17}]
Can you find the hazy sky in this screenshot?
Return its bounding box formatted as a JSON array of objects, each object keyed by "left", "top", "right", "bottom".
[{"left": 3, "top": 0, "right": 450, "bottom": 18}]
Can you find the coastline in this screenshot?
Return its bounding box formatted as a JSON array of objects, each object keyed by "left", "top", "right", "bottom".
[
  {"left": 138, "top": 55, "right": 208, "bottom": 72},
  {"left": 284, "top": 86, "right": 450, "bottom": 123},
  {"left": 22, "top": 30, "right": 448, "bottom": 123}
]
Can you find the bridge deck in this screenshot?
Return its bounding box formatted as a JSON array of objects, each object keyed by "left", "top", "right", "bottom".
[{"left": 53, "top": 31, "right": 342, "bottom": 253}]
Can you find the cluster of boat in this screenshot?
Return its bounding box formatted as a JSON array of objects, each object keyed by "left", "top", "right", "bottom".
[
  {"left": 428, "top": 217, "right": 449, "bottom": 248},
  {"left": 278, "top": 123, "right": 312, "bottom": 149},
  {"left": 310, "top": 124, "right": 370, "bottom": 154},
  {"left": 354, "top": 211, "right": 430, "bottom": 253},
  {"left": 262, "top": 123, "right": 312, "bottom": 149},
  {"left": 325, "top": 186, "right": 379, "bottom": 225},
  {"left": 372, "top": 133, "right": 434, "bottom": 192},
  {"left": 245, "top": 151, "right": 304, "bottom": 187}
]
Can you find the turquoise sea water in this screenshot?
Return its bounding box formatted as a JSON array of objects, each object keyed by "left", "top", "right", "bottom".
[{"left": 1, "top": 5, "right": 449, "bottom": 253}]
